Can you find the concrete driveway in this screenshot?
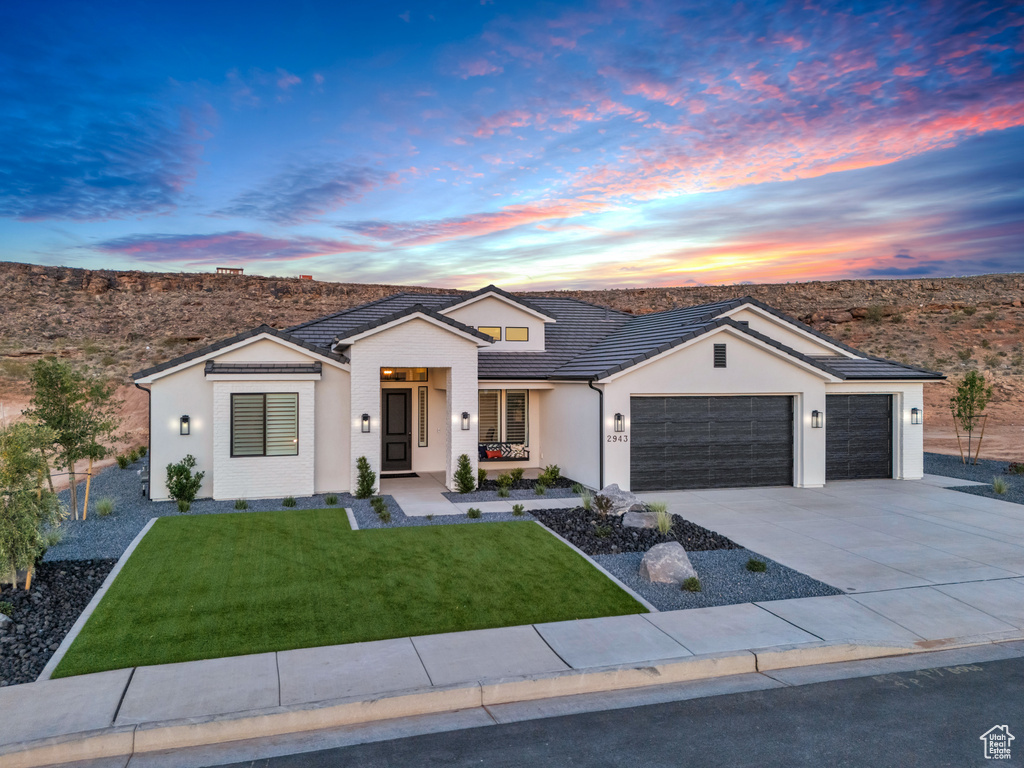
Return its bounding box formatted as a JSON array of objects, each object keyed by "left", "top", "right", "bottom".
[{"left": 640, "top": 475, "right": 1024, "bottom": 594}]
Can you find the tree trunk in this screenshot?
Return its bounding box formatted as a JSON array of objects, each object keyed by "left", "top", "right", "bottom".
[
  {"left": 69, "top": 467, "right": 78, "bottom": 521},
  {"left": 83, "top": 457, "right": 93, "bottom": 520}
]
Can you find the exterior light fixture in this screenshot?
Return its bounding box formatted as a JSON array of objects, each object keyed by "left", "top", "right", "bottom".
[
  {"left": 361, "top": 413, "right": 371, "bottom": 433},
  {"left": 911, "top": 407, "right": 922, "bottom": 425},
  {"left": 179, "top": 415, "right": 190, "bottom": 435},
  {"left": 614, "top": 413, "right": 625, "bottom": 433},
  {"left": 382, "top": 368, "right": 394, "bottom": 376},
  {"left": 811, "top": 410, "right": 823, "bottom": 429},
  {"left": 461, "top": 411, "right": 471, "bottom": 430}
]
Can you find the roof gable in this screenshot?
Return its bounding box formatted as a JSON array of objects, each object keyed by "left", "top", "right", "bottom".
[
  {"left": 438, "top": 284, "right": 556, "bottom": 322},
  {"left": 333, "top": 304, "right": 494, "bottom": 346}
]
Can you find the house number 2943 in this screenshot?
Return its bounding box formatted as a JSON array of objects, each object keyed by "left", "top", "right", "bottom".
[{"left": 607, "top": 434, "right": 629, "bottom": 442}]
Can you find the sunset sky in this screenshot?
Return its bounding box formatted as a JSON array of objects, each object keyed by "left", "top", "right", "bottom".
[{"left": 1, "top": 0, "right": 1022, "bottom": 289}]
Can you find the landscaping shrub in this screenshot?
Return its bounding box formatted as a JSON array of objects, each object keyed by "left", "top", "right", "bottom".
[
  {"left": 595, "top": 524, "right": 612, "bottom": 538},
  {"left": 681, "top": 577, "right": 702, "bottom": 592},
  {"left": 534, "top": 482, "right": 547, "bottom": 496},
  {"left": 477, "top": 467, "right": 487, "bottom": 488},
  {"left": 325, "top": 494, "right": 338, "bottom": 506},
  {"left": 467, "top": 507, "right": 482, "bottom": 519},
  {"left": 355, "top": 456, "right": 377, "bottom": 499},
  {"left": 138, "top": 445, "right": 147, "bottom": 458},
  {"left": 571, "top": 482, "right": 584, "bottom": 495},
  {"left": 648, "top": 501, "right": 672, "bottom": 535},
  {"left": 497, "top": 473, "right": 513, "bottom": 490},
  {"left": 96, "top": 498, "right": 114, "bottom": 517},
  {"left": 127, "top": 448, "right": 140, "bottom": 463},
  {"left": 282, "top": 496, "right": 297, "bottom": 508},
  {"left": 115, "top": 454, "right": 130, "bottom": 469},
  {"left": 234, "top": 499, "right": 249, "bottom": 510},
  {"left": 41, "top": 527, "right": 63, "bottom": 550},
  {"left": 992, "top": 477, "right": 1009, "bottom": 495},
  {"left": 580, "top": 489, "right": 593, "bottom": 512},
  {"left": 1008, "top": 462, "right": 1024, "bottom": 476},
  {"left": 512, "top": 504, "right": 525, "bottom": 516},
  {"left": 539, "top": 464, "right": 561, "bottom": 485},
  {"left": 166, "top": 455, "right": 204, "bottom": 505},
  {"left": 593, "top": 494, "right": 613, "bottom": 518},
  {"left": 497, "top": 486, "right": 510, "bottom": 498},
  {"left": 177, "top": 500, "right": 191, "bottom": 513},
  {"left": 746, "top": 558, "right": 768, "bottom": 572},
  {"left": 0, "top": 601, "right": 12, "bottom": 617},
  {"left": 510, "top": 467, "right": 524, "bottom": 483},
  {"left": 370, "top": 496, "right": 390, "bottom": 523},
  {"left": 454, "top": 454, "right": 476, "bottom": 494}
]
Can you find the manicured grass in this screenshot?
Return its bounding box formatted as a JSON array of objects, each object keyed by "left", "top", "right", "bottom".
[{"left": 54, "top": 510, "right": 645, "bottom": 677}]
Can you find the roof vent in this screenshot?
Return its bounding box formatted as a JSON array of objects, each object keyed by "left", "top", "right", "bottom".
[{"left": 714, "top": 343, "right": 727, "bottom": 368}]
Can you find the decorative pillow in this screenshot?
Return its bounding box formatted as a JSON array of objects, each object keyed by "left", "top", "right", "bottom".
[
  {"left": 478, "top": 445, "right": 488, "bottom": 460},
  {"left": 485, "top": 449, "right": 503, "bottom": 459}
]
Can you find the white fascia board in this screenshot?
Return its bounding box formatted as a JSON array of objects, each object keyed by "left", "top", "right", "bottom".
[
  {"left": 134, "top": 334, "right": 349, "bottom": 384},
  {"left": 204, "top": 373, "right": 323, "bottom": 382},
  {"left": 719, "top": 304, "right": 856, "bottom": 357},
  {"left": 336, "top": 312, "right": 493, "bottom": 346},
  {"left": 477, "top": 380, "right": 555, "bottom": 390},
  {"left": 438, "top": 292, "right": 556, "bottom": 323},
  {"left": 597, "top": 325, "right": 843, "bottom": 384}
]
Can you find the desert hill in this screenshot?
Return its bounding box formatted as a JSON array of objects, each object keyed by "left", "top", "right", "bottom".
[{"left": 1, "top": 261, "right": 1021, "bottom": 462}]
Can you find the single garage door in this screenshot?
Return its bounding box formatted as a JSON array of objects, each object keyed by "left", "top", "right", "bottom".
[
  {"left": 826, "top": 394, "right": 893, "bottom": 480},
  {"left": 630, "top": 396, "right": 794, "bottom": 491}
]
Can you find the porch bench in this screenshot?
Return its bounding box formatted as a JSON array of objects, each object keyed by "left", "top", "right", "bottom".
[{"left": 479, "top": 443, "right": 530, "bottom": 462}]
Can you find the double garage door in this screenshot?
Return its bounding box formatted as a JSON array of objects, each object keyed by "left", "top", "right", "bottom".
[{"left": 630, "top": 394, "right": 893, "bottom": 491}]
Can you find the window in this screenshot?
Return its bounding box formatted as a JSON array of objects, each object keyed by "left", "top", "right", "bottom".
[
  {"left": 505, "top": 327, "right": 529, "bottom": 342},
  {"left": 380, "top": 367, "right": 427, "bottom": 381},
  {"left": 418, "top": 386, "right": 428, "bottom": 447},
  {"left": 477, "top": 389, "right": 529, "bottom": 445},
  {"left": 478, "top": 326, "right": 501, "bottom": 341},
  {"left": 713, "top": 344, "right": 727, "bottom": 368},
  {"left": 231, "top": 393, "right": 298, "bottom": 457}
]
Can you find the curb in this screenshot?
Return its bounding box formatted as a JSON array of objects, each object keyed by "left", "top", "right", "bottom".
[
  {"left": 6, "top": 634, "right": 1023, "bottom": 767},
  {"left": 37, "top": 517, "right": 157, "bottom": 682}
]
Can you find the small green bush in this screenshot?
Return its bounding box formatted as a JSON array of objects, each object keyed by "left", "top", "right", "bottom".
[
  {"left": 534, "top": 482, "right": 547, "bottom": 496},
  {"left": 539, "top": 464, "right": 561, "bottom": 485},
  {"left": 980, "top": 339, "right": 992, "bottom": 349},
  {"left": 454, "top": 454, "right": 476, "bottom": 493},
  {"left": 177, "top": 499, "right": 191, "bottom": 513},
  {"left": 116, "top": 454, "right": 130, "bottom": 469},
  {"left": 593, "top": 494, "right": 612, "bottom": 517},
  {"left": 956, "top": 349, "right": 972, "bottom": 362},
  {"left": 478, "top": 467, "right": 487, "bottom": 488},
  {"left": 166, "top": 455, "right": 204, "bottom": 504},
  {"left": 866, "top": 305, "right": 884, "bottom": 323},
  {"left": 580, "top": 488, "right": 593, "bottom": 512},
  {"left": 138, "top": 445, "right": 147, "bottom": 457},
  {"left": 992, "top": 477, "right": 1009, "bottom": 495},
  {"left": 571, "top": 482, "right": 584, "bottom": 495},
  {"left": 325, "top": 494, "right": 338, "bottom": 506},
  {"left": 41, "top": 527, "right": 63, "bottom": 550},
  {"left": 510, "top": 467, "right": 524, "bottom": 483},
  {"left": 497, "top": 486, "right": 510, "bottom": 498},
  {"left": 355, "top": 456, "right": 377, "bottom": 499},
  {"left": 982, "top": 311, "right": 1000, "bottom": 322},
  {"left": 595, "top": 524, "right": 612, "bottom": 538},
  {"left": 0, "top": 601, "right": 12, "bottom": 617},
  {"left": 512, "top": 503, "right": 525, "bottom": 516},
  {"left": 467, "top": 507, "right": 482, "bottom": 519},
  {"left": 647, "top": 502, "right": 672, "bottom": 535},
  {"left": 962, "top": 305, "right": 977, "bottom": 316},
  {"left": 426, "top": 514, "right": 434, "bottom": 520},
  {"left": 746, "top": 558, "right": 768, "bottom": 572},
  {"left": 234, "top": 499, "right": 249, "bottom": 510},
  {"left": 1008, "top": 462, "right": 1024, "bottom": 476},
  {"left": 497, "top": 473, "right": 514, "bottom": 489},
  {"left": 127, "top": 448, "right": 140, "bottom": 463},
  {"left": 681, "top": 577, "right": 702, "bottom": 592},
  {"left": 96, "top": 498, "right": 114, "bottom": 517},
  {"left": 282, "top": 496, "right": 297, "bottom": 508}
]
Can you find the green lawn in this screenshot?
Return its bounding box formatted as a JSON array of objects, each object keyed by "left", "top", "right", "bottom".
[{"left": 54, "top": 510, "right": 645, "bottom": 677}]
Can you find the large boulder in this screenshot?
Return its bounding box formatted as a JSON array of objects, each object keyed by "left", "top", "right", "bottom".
[
  {"left": 622, "top": 510, "right": 658, "bottom": 529},
  {"left": 597, "top": 483, "right": 646, "bottom": 516},
  {"left": 639, "top": 542, "right": 698, "bottom": 585}
]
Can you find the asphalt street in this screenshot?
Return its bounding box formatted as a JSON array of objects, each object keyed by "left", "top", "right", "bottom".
[{"left": 214, "top": 655, "right": 1024, "bottom": 768}]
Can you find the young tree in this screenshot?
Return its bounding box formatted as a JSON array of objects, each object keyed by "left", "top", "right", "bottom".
[
  {"left": 949, "top": 370, "right": 993, "bottom": 465},
  {"left": 24, "top": 359, "right": 121, "bottom": 519},
  {"left": 0, "top": 423, "right": 64, "bottom": 588}
]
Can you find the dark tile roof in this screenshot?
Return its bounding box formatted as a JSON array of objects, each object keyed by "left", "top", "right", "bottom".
[
  {"left": 811, "top": 357, "right": 945, "bottom": 380},
  {"left": 132, "top": 325, "right": 348, "bottom": 380},
  {"left": 286, "top": 293, "right": 457, "bottom": 347},
  {"left": 446, "top": 284, "right": 556, "bottom": 319},
  {"left": 204, "top": 361, "right": 322, "bottom": 375},
  {"left": 332, "top": 304, "right": 494, "bottom": 344}
]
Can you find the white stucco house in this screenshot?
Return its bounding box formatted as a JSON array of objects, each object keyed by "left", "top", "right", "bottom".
[{"left": 132, "top": 286, "right": 944, "bottom": 500}]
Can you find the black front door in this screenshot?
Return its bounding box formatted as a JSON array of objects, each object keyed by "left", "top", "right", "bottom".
[{"left": 382, "top": 389, "right": 412, "bottom": 472}]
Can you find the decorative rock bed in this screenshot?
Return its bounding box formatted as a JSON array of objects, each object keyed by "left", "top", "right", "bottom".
[
  {"left": 530, "top": 506, "right": 741, "bottom": 556},
  {"left": 442, "top": 474, "right": 578, "bottom": 503},
  {"left": 925, "top": 452, "right": 1024, "bottom": 506},
  {"left": 0, "top": 559, "right": 116, "bottom": 686}
]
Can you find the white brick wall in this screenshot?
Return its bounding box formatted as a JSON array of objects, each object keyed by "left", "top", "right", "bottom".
[
  {"left": 348, "top": 318, "right": 479, "bottom": 492},
  {"left": 212, "top": 380, "right": 316, "bottom": 499}
]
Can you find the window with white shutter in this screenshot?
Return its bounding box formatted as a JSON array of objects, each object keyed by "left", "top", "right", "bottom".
[
  {"left": 505, "top": 390, "right": 528, "bottom": 445},
  {"left": 478, "top": 390, "right": 501, "bottom": 442},
  {"left": 231, "top": 393, "right": 298, "bottom": 457}
]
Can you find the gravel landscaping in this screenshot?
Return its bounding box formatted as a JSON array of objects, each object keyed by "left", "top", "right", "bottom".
[
  {"left": 531, "top": 507, "right": 741, "bottom": 556},
  {"left": 594, "top": 550, "right": 842, "bottom": 611},
  {"left": 442, "top": 474, "right": 578, "bottom": 503},
  {"left": 0, "top": 559, "right": 116, "bottom": 686},
  {"left": 925, "top": 452, "right": 1024, "bottom": 506}
]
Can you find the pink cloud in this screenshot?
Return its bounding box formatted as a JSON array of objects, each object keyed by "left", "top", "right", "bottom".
[
  {"left": 276, "top": 69, "right": 302, "bottom": 90},
  {"left": 458, "top": 59, "right": 504, "bottom": 78}
]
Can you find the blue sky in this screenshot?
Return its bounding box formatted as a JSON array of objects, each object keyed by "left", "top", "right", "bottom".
[{"left": 1, "top": 0, "right": 1022, "bottom": 288}]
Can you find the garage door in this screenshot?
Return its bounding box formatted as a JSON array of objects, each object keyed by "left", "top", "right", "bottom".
[
  {"left": 826, "top": 394, "right": 893, "bottom": 480},
  {"left": 630, "top": 396, "right": 794, "bottom": 491}
]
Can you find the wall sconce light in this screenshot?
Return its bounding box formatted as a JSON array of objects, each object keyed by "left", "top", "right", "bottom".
[
  {"left": 811, "top": 410, "right": 823, "bottom": 429},
  {"left": 614, "top": 413, "right": 625, "bottom": 433},
  {"left": 179, "top": 415, "right": 190, "bottom": 436},
  {"left": 911, "top": 407, "right": 922, "bottom": 425},
  {"left": 461, "top": 411, "right": 471, "bottom": 430},
  {"left": 361, "top": 413, "right": 371, "bottom": 433}
]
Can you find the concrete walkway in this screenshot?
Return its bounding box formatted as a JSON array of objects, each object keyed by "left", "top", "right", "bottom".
[{"left": 380, "top": 471, "right": 579, "bottom": 517}]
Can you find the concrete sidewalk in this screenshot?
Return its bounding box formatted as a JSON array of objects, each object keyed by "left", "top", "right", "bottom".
[
  {"left": 380, "top": 471, "right": 580, "bottom": 517},
  {"left": 3, "top": 579, "right": 1023, "bottom": 767}
]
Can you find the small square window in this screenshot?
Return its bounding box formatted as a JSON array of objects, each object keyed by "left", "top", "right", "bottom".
[
  {"left": 713, "top": 343, "right": 727, "bottom": 368},
  {"left": 478, "top": 326, "right": 501, "bottom": 340},
  {"left": 506, "top": 327, "right": 529, "bottom": 341}
]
